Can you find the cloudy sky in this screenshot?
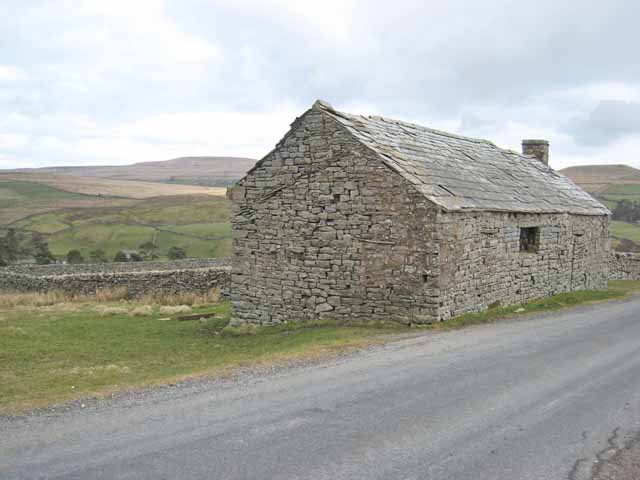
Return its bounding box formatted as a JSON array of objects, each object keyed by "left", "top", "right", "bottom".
[{"left": 1, "top": 0, "right": 639, "bottom": 170}]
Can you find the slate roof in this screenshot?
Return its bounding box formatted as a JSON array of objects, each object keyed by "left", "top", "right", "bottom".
[{"left": 314, "top": 100, "right": 609, "bottom": 216}]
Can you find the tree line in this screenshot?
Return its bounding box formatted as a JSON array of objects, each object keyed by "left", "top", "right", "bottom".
[
  {"left": 0, "top": 229, "right": 55, "bottom": 266},
  {"left": 0, "top": 229, "right": 188, "bottom": 266},
  {"left": 612, "top": 199, "right": 640, "bottom": 223}
]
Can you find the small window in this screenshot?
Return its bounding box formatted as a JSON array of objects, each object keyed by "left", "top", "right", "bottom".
[{"left": 520, "top": 227, "right": 539, "bottom": 253}]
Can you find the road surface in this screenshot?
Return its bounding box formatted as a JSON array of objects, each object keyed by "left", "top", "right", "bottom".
[{"left": 3, "top": 297, "right": 640, "bottom": 480}]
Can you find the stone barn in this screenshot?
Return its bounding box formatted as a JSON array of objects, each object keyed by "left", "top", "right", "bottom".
[{"left": 228, "top": 100, "right": 610, "bottom": 325}]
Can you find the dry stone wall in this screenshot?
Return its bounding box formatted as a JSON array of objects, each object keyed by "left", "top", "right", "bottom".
[
  {"left": 0, "top": 259, "right": 230, "bottom": 298},
  {"left": 4, "top": 258, "right": 230, "bottom": 275},
  {"left": 609, "top": 252, "right": 640, "bottom": 280}
]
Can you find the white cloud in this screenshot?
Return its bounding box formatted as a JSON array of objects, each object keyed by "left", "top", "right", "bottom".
[
  {"left": 116, "top": 103, "right": 300, "bottom": 157},
  {"left": 68, "top": 0, "right": 221, "bottom": 64},
  {"left": 559, "top": 135, "right": 640, "bottom": 169},
  {"left": 0, "top": 103, "right": 302, "bottom": 167},
  {"left": 1, "top": 0, "right": 640, "bottom": 170},
  {"left": 0, "top": 133, "right": 30, "bottom": 150},
  {"left": 561, "top": 83, "right": 640, "bottom": 104},
  {"left": 217, "top": 0, "right": 358, "bottom": 43},
  {"left": 0, "top": 65, "right": 28, "bottom": 83}
]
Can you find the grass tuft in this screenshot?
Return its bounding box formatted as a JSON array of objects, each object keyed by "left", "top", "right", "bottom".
[
  {"left": 158, "top": 305, "right": 192, "bottom": 315},
  {"left": 128, "top": 305, "right": 154, "bottom": 317},
  {"left": 94, "top": 306, "right": 129, "bottom": 317},
  {"left": 93, "top": 287, "right": 130, "bottom": 303},
  {"left": 0, "top": 287, "right": 130, "bottom": 307},
  {"left": 0, "top": 287, "right": 221, "bottom": 308},
  {"left": 138, "top": 288, "right": 221, "bottom": 306}
]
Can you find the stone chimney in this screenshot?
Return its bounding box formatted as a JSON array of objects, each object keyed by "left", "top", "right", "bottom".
[{"left": 522, "top": 139, "right": 549, "bottom": 165}]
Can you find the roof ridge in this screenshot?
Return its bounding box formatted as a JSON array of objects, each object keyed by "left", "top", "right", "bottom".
[{"left": 313, "top": 99, "right": 497, "bottom": 147}]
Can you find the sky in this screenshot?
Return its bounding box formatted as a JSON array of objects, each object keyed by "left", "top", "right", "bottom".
[{"left": 1, "top": 0, "right": 640, "bottom": 171}]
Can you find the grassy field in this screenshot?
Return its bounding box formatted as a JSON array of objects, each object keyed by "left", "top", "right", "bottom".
[
  {"left": 0, "top": 296, "right": 403, "bottom": 413},
  {"left": 2, "top": 281, "right": 640, "bottom": 414},
  {"left": 0, "top": 180, "right": 136, "bottom": 225},
  {"left": 600, "top": 184, "right": 640, "bottom": 203},
  {"left": 611, "top": 220, "right": 640, "bottom": 243},
  {"left": 0, "top": 180, "right": 90, "bottom": 205},
  {"left": 0, "top": 163, "right": 237, "bottom": 260},
  {"left": 4, "top": 193, "right": 233, "bottom": 260}
]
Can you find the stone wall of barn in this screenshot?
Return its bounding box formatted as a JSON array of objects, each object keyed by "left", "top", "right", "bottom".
[
  {"left": 437, "top": 212, "right": 610, "bottom": 319},
  {"left": 229, "top": 107, "right": 441, "bottom": 325}
]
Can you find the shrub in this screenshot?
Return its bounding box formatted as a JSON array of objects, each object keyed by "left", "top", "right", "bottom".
[
  {"left": 113, "top": 251, "right": 128, "bottom": 262},
  {"left": 139, "top": 241, "right": 159, "bottom": 260},
  {"left": 66, "top": 249, "right": 84, "bottom": 264},
  {"left": 167, "top": 246, "right": 187, "bottom": 260},
  {"left": 31, "top": 233, "right": 55, "bottom": 265}
]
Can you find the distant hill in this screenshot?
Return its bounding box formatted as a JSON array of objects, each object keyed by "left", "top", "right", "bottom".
[
  {"left": 559, "top": 164, "right": 640, "bottom": 194},
  {"left": 4, "top": 156, "right": 256, "bottom": 187},
  {"left": 0, "top": 173, "right": 226, "bottom": 200}
]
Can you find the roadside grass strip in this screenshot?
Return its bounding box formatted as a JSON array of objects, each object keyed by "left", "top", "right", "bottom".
[
  {"left": 2, "top": 280, "right": 639, "bottom": 414},
  {"left": 440, "top": 282, "right": 638, "bottom": 330}
]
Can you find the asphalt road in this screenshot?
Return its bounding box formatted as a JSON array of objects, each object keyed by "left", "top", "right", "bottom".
[{"left": 3, "top": 297, "right": 640, "bottom": 480}]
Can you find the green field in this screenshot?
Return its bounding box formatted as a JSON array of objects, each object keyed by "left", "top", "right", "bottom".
[
  {"left": 611, "top": 220, "right": 640, "bottom": 243},
  {"left": 0, "top": 180, "right": 90, "bottom": 205},
  {"left": 2, "top": 182, "right": 233, "bottom": 260},
  {"left": 0, "top": 180, "right": 135, "bottom": 226},
  {"left": 0, "top": 299, "right": 401, "bottom": 412},
  {"left": 600, "top": 184, "right": 640, "bottom": 203},
  {"left": 165, "top": 222, "right": 232, "bottom": 237}
]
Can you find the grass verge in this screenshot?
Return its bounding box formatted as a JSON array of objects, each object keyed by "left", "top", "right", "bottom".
[
  {"left": 0, "top": 301, "right": 403, "bottom": 414},
  {"left": 2, "top": 281, "right": 640, "bottom": 414},
  {"left": 437, "top": 280, "right": 640, "bottom": 330}
]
